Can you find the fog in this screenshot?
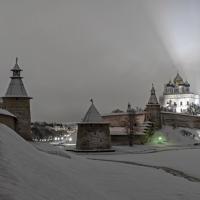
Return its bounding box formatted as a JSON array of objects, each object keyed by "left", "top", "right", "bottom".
[{"left": 0, "top": 0, "right": 199, "bottom": 122}]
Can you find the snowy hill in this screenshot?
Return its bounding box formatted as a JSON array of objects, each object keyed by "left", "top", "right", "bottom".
[
  {"left": 150, "top": 126, "right": 200, "bottom": 145},
  {"left": 1, "top": 124, "right": 200, "bottom": 200},
  {"left": 0, "top": 124, "right": 99, "bottom": 199}
]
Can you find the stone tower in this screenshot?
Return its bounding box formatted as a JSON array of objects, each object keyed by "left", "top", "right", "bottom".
[
  {"left": 146, "top": 84, "right": 161, "bottom": 130},
  {"left": 2, "top": 58, "right": 32, "bottom": 140},
  {"left": 76, "top": 99, "right": 111, "bottom": 150}
]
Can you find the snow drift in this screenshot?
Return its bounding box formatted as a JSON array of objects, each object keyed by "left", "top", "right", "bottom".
[
  {"left": 0, "top": 124, "right": 105, "bottom": 200},
  {"left": 1, "top": 124, "right": 200, "bottom": 200}
]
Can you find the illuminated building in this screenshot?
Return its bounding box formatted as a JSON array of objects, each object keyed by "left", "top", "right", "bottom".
[{"left": 159, "top": 73, "right": 200, "bottom": 113}]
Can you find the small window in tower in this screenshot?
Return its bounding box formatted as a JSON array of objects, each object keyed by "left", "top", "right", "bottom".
[
  {"left": 187, "top": 101, "right": 189, "bottom": 106},
  {"left": 180, "top": 101, "right": 182, "bottom": 106}
]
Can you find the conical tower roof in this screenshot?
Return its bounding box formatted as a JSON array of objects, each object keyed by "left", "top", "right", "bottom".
[
  {"left": 147, "top": 84, "right": 159, "bottom": 105},
  {"left": 82, "top": 99, "right": 103, "bottom": 123},
  {"left": 5, "top": 58, "right": 30, "bottom": 98}
]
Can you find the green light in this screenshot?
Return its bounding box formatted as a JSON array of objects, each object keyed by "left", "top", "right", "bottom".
[
  {"left": 156, "top": 136, "right": 166, "bottom": 144},
  {"left": 149, "top": 131, "right": 167, "bottom": 145}
]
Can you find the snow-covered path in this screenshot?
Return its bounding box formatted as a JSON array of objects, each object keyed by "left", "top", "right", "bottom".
[
  {"left": 86, "top": 147, "right": 200, "bottom": 181},
  {"left": 89, "top": 158, "right": 200, "bottom": 182},
  {"left": 1, "top": 124, "right": 200, "bottom": 200}
]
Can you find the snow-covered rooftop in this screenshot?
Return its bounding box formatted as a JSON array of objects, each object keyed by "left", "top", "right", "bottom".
[
  {"left": 5, "top": 78, "right": 29, "bottom": 97},
  {"left": 82, "top": 100, "right": 103, "bottom": 123},
  {"left": 0, "top": 108, "right": 16, "bottom": 118},
  {"left": 102, "top": 111, "right": 146, "bottom": 117},
  {"left": 110, "top": 127, "right": 146, "bottom": 136}
]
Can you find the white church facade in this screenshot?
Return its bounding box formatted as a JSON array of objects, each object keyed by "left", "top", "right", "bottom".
[{"left": 159, "top": 73, "right": 200, "bottom": 113}]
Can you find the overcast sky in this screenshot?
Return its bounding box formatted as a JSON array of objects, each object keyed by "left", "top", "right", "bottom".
[{"left": 0, "top": 0, "right": 200, "bottom": 122}]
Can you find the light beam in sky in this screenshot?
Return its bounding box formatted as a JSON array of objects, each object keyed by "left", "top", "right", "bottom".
[{"left": 144, "top": 0, "right": 200, "bottom": 92}]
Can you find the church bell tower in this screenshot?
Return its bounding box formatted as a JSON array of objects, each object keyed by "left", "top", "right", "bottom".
[{"left": 2, "top": 58, "right": 32, "bottom": 140}]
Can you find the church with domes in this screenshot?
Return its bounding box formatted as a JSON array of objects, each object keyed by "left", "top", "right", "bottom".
[{"left": 159, "top": 73, "right": 200, "bottom": 113}]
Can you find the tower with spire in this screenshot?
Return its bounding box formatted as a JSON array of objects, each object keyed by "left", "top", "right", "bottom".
[
  {"left": 145, "top": 84, "right": 161, "bottom": 129},
  {"left": 2, "top": 58, "right": 32, "bottom": 140}
]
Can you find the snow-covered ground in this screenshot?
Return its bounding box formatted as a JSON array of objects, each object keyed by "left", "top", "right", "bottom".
[
  {"left": 151, "top": 126, "right": 200, "bottom": 145},
  {"left": 1, "top": 124, "right": 200, "bottom": 200}
]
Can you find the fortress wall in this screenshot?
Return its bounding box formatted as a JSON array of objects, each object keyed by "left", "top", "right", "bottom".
[
  {"left": 0, "top": 115, "right": 16, "bottom": 130},
  {"left": 102, "top": 114, "right": 128, "bottom": 127},
  {"left": 161, "top": 112, "right": 200, "bottom": 129},
  {"left": 102, "top": 112, "right": 146, "bottom": 127}
]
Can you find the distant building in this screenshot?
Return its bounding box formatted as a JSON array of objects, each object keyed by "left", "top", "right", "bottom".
[
  {"left": 159, "top": 73, "right": 200, "bottom": 113},
  {"left": 0, "top": 58, "right": 32, "bottom": 140}
]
